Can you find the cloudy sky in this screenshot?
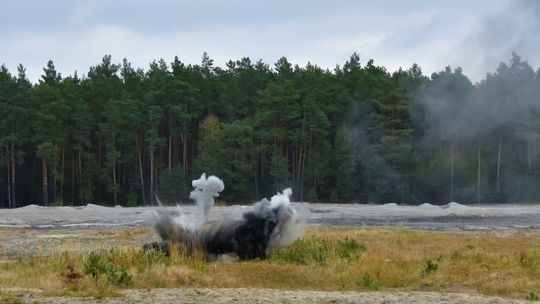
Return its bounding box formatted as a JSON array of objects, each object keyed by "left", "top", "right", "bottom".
[{"left": 1, "top": 0, "right": 539, "bottom": 83}]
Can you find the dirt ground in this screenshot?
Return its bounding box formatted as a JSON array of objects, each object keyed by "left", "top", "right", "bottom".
[
  {"left": 2, "top": 203, "right": 539, "bottom": 231},
  {"left": 1, "top": 287, "right": 532, "bottom": 304},
  {"left": 0, "top": 227, "right": 157, "bottom": 261}
]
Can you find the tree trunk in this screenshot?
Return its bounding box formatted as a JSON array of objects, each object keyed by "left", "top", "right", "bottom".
[
  {"left": 71, "top": 153, "right": 75, "bottom": 204},
  {"left": 60, "top": 142, "right": 65, "bottom": 203},
  {"left": 449, "top": 140, "right": 455, "bottom": 202},
  {"left": 254, "top": 168, "right": 259, "bottom": 200},
  {"left": 78, "top": 149, "right": 83, "bottom": 204},
  {"left": 138, "top": 142, "right": 146, "bottom": 206},
  {"left": 527, "top": 139, "right": 532, "bottom": 174},
  {"left": 168, "top": 135, "right": 172, "bottom": 172},
  {"left": 9, "top": 135, "right": 16, "bottom": 207},
  {"left": 98, "top": 140, "right": 102, "bottom": 201},
  {"left": 6, "top": 146, "right": 12, "bottom": 208},
  {"left": 181, "top": 132, "right": 187, "bottom": 174},
  {"left": 477, "top": 143, "right": 481, "bottom": 204},
  {"left": 112, "top": 161, "right": 117, "bottom": 205},
  {"left": 260, "top": 151, "right": 265, "bottom": 194},
  {"left": 112, "top": 132, "right": 118, "bottom": 205},
  {"left": 0, "top": 149, "right": 4, "bottom": 208},
  {"left": 300, "top": 142, "right": 307, "bottom": 202},
  {"left": 496, "top": 135, "right": 502, "bottom": 194},
  {"left": 297, "top": 148, "right": 301, "bottom": 201},
  {"left": 43, "top": 159, "right": 48, "bottom": 206},
  {"left": 291, "top": 147, "right": 295, "bottom": 193},
  {"left": 112, "top": 162, "right": 118, "bottom": 205},
  {"left": 149, "top": 149, "right": 154, "bottom": 205},
  {"left": 283, "top": 146, "right": 287, "bottom": 188},
  {"left": 53, "top": 163, "right": 57, "bottom": 204},
  {"left": 168, "top": 113, "right": 172, "bottom": 172}
]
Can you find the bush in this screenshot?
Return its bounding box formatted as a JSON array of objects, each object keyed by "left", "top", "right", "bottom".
[
  {"left": 422, "top": 259, "right": 439, "bottom": 276},
  {"left": 271, "top": 238, "right": 329, "bottom": 265},
  {"left": 358, "top": 273, "right": 379, "bottom": 290},
  {"left": 336, "top": 238, "right": 366, "bottom": 261},
  {"left": 61, "top": 261, "right": 84, "bottom": 282},
  {"left": 132, "top": 248, "right": 169, "bottom": 272},
  {"left": 84, "top": 252, "right": 108, "bottom": 283},
  {"left": 83, "top": 250, "right": 133, "bottom": 287},
  {"left": 270, "top": 237, "right": 366, "bottom": 265},
  {"left": 107, "top": 265, "right": 133, "bottom": 288}
]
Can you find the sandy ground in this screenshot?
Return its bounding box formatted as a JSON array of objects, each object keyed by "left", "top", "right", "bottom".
[
  {"left": 1, "top": 202, "right": 540, "bottom": 231},
  {"left": 0, "top": 227, "right": 156, "bottom": 260},
  {"left": 1, "top": 287, "right": 532, "bottom": 304}
]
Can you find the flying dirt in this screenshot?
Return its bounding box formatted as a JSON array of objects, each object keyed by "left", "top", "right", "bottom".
[{"left": 145, "top": 174, "right": 305, "bottom": 260}]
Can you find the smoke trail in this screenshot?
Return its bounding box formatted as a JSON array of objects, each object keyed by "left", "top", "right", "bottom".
[
  {"left": 154, "top": 173, "right": 223, "bottom": 239},
  {"left": 150, "top": 175, "right": 304, "bottom": 260},
  {"left": 189, "top": 173, "right": 225, "bottom": 221}
]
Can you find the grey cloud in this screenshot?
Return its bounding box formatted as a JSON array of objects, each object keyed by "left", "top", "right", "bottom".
[
  {"left": 0, "top": 0, "right": 530, "bottom": 83},
  {"left": 453, "top": 0, "right": 540, "bottom": 81}
]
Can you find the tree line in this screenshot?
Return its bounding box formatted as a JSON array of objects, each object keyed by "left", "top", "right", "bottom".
[{"left": 1, "top": 52, "right": 539, "bottom": 207}]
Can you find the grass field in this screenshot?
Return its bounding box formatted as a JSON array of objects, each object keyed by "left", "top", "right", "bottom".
[{"left": 0, "top": 227, "right": 538, "bottom": 301}]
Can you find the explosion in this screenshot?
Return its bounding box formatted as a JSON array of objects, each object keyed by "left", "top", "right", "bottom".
[{"left": 145, "top": 174, "right": 305, "bottom": 260}]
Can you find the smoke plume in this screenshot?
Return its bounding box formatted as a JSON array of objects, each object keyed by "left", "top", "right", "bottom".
[
  {"left": 450, "top": 0, "right": 540, "bottom": 82},
  {"left": 149, "top": 174, "right": 304, "bottom": 260}
]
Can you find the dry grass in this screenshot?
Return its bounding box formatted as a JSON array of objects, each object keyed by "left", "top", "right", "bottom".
[{"left": 0, "top": 227, "right": 538, "bottom": 300}]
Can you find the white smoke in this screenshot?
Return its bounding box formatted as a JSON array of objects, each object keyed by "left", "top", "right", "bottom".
[
  {"left": 189, "top": 173, "right": 225, "bottom": 218},
  {"left": 153, "top": 174, "right": 304, "bottom": 259},
  {"left": 168, "top": 173, "right": 224, "bottom": 234},
  {"left": 262, "top": 188, "right": 305, "bottom": 253}
]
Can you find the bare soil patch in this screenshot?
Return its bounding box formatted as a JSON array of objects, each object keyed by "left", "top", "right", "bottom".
[{"left": 1, "top": 287, "right": 531, "bottom": 304}]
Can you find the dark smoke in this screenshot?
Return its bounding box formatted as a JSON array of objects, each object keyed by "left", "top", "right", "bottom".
[{"left": 147, "top": 174, "right": 304, "bottom": 260}]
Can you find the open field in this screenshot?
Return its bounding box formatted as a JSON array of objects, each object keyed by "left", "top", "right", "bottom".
[{"left": 0, "top": 226, "right": 538, "bottom": 303}]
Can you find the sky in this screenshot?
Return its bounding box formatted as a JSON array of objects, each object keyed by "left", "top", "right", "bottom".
[{"left": 1, "top": 0, "right": 539, "bottom": 83}]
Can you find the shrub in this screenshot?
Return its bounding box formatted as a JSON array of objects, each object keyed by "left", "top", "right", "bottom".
[
  {"left": 270, "top": 237, "right": 366, "bottom": 265},
  {"left": 84, "top": 252, "right": 108, "bottom": 283},
  {"left": 132, "top": 248, "right": 169, "bottom": 272},
  {"left": 61, "top": 261, "right": 83, "bottom": 282},
  {"left": 107, "top": 265, "right": 133, "bottom": 288},
  {"left": 83, "top": 250, "right": 133, "bottom": 287},
  {"left": 422, "top": 259, "right": 439, "bottom": 276},
  {"left": 336, "top": 238, "right": 366, "bottom": 261},
  {"left": 358, "top": 273, "right": 379, "bottom": 290},
  {"left": 271, "top": 238, "right": 329, "bottom": 265}
]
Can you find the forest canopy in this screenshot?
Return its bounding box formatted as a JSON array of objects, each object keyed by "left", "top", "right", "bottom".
[{"left": 1, "top": 52, "right": 539, "bottom": 207}]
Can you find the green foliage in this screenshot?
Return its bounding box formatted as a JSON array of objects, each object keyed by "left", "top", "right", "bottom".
[
  {"left": 270, "top": 237, "right": 366, "bottom": 265},
  {"left": 107, "top": 265, "right": 133, "bottom": 288},
  {"left": 2, "top": 53, "right": 540, "bottom": 206},
  {"left": 0, "top": 293, "right": 24, "bottom": 304},
  {"left": 528, "top": 291, "right": 538, "bottom": 301},
  {"left": 422, "top": 258, "right": 439, "bottom": 276},
  {"left": 83, "top": 252, "right": 108, "bottom": 283},
  {"left": 336, "top": 237, "right": 366, "bottom": 261},
  {"left": 271, "top": 239, "right": 329, "bottom": 265},
  {"left": 358, "top": 273, "right": 379, "bottom": 290},
  {"left": 83, "top": 250, "right": 134, "bottom": 287},
  {"left": 158, "top": 165, "right": 188, "bottom": 203},
  {"left": 131, "top": 248, "right": 170, "bottom": 272}
]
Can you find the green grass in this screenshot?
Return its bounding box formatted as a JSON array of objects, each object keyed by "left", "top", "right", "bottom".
[
  {"left": 270, "top": 237, "right": 365, "bottom": 265},
  {"left": 0, "top": 227, "right": 538, "bottom": 300}
]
